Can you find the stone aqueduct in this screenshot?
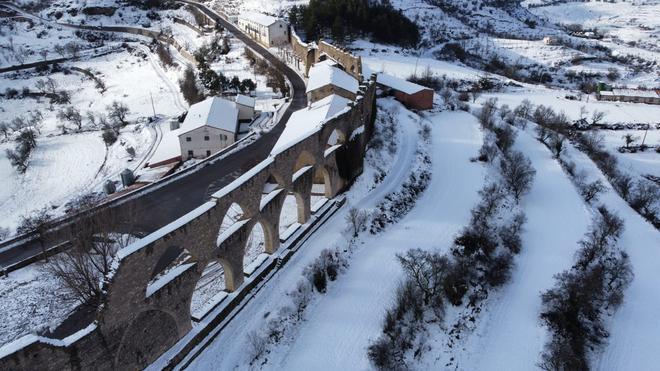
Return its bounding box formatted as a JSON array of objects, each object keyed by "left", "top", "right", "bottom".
[{"left": 0, "top": 66, "right": 377, "bottom": 368}]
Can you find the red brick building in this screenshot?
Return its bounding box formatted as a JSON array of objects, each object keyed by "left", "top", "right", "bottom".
[{"left": 376, "top": 73, "right": 434, "bottom": 110}]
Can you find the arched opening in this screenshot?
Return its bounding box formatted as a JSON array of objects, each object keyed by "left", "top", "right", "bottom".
[
  {"left": 189, "top": 202, "right": 246, "bottom": 320},
  {"left": 312, "top": 167, "right": 331, "bottom": 207},
  {"left": 190, "top": 259, "right": 230, "bottom": 320},
  {"left": 326, "top": 128, "right": 346, "bottom": 149},
  {"left": 243, "top": 221, "right": 270, "bottom": 275},
  {"left": 218, "top": 202, "right": 245, "bottom": 238},
  {"left": 279, "top": 192, "right": 301, "bottom": 240}
]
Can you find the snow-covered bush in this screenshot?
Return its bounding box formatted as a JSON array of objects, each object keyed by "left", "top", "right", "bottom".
[
  {"left": 539, "top": 207, "right": 632, "bottom": 370},
  {"left": 344, "top": 207, "right": 368, "bottom": 238}
]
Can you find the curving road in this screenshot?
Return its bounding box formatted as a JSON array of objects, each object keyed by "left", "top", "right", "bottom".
[{"left": 0, "top": 2, "right": 307, "bottom": 271}]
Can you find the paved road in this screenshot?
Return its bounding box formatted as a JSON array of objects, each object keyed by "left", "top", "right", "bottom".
[{"left": 0, "top": 3, "right": 307, "bottom": 270}]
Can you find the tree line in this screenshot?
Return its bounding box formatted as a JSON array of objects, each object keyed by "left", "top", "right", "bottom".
[{"left": 289, "top": 0, "right": 420, "bottom": 47}]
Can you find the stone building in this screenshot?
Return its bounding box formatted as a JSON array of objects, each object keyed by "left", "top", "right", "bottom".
[
  {"left": 597, "top": 88, "right": 660, "bottom": 105},
  {"left": 237, "top": 12, "right": 289, "bottom": 47},
  {"left": 376, "top": 73, "right": 434, "bottom": 110},
  {"left": 306, "top": 62, "right": 359, "bottom": 103},
  {"left": 179, "top": 97, "right": 239, "bottom": 161}
]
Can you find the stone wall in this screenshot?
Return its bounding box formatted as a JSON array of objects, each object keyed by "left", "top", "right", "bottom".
[
  {"left": 317, "top": 41, "right": 362, "bottom": 81},
  {"left": 0, "top": 75, "right": 377, "bottom": 371},
  {"left": 289, "top": 29, "right": 317, "bottom": 76}
]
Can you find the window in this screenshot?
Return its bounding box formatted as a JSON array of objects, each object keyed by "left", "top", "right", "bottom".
[
  {"left": 187, "top": 150, "right": 193, "bottom": 157},
  {"left": 204, "top": 135, "right": 209, "bottom": 141},
  {"left": 220, "top": 134, "right": 226, "bottom": 141},
  {"left": 186, "top": 137, "right": 191, "bottom": 142},
  {"left": 206, "top": 150, "right": 211, "bottom": 156}
]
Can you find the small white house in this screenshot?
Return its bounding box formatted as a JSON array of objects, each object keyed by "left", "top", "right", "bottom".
[
  {"left": 235, "top": 94, "right": 256, "bottom": 122},
  {"left": 179, "top": 97, "right": 239, "bottom": 161},
  {"left": 237, "top": 12, "right": 289, "bottom": 47}
]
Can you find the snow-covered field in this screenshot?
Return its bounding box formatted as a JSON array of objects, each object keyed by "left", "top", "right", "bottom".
[
  {"left": 480, "top": 87, "right": 660, "bottom": 124},
  {"left": 0, "top": 49, "right": 179, "bottom": 232},
  {"left": 600, "top": 129, "right": 660, "bottom": 179},
  {"left": 0, "top": 262, "right": 78, "bottom": 347}
]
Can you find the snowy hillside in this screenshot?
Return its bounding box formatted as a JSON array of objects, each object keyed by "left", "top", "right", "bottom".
[{"left": 0, "top": 0, "right": 658, "bottom": 369}]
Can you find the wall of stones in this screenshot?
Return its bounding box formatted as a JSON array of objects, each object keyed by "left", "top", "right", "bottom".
[{"left": 317, "top": 41, "right": 362, "bottom": 81}]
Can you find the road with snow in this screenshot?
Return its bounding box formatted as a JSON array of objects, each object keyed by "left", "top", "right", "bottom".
[{"left": 186, "top": 106, "right": 485, "bottom": 369}]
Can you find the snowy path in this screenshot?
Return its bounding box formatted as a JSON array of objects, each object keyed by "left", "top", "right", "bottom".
[
  {"left": 460, "top": 127, "right": 590, "bottom": 370},
  {"left": 272, "top": 111, "right": 484, "bottom": 370}
]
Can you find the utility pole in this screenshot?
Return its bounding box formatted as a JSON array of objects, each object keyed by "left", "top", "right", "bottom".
[
  {"left": 641, "top": 127, "right": 648, "bottom": 148},
  {"left": 150, "top": 92, "right": 156, "bottom": 118}
]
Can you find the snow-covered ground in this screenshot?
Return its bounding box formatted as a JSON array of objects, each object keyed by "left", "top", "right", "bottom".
[
  {"left": 599, "top": 129, "right": 660, "bottom": 179},
  {"left": 480, "top": 87, "right": 660, "bottom": 124},
  {"left": 0, "top": 262, "right": 78, "bottom": 347},
  {"left": 0, "top": 49, "right": 179, "bottom": 232}
]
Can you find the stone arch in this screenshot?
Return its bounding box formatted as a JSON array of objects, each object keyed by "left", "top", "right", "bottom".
[
  {"left": 262, "top": 172, "right": 285, "bottom": 193},
  {"left": 316, "top": 166, "right": 333, "bottom": 198},
  {"left": 114, "top": 309, "right": 179, "bottom": 369},
  {"left": 325, "top": 127, "right": 347, "bottom": 148},
  {"left": 292, "top": 149, "right": 316, "bottom": 175},
  {"left": 190, "top": 258, "right": 232, "bottom": 318},
  {"left": 149, "top": 246, "right": 187, "bottom": 280},
  {"left": 289, "top": 150, "right": 316, "bottom": 225},
  {"left": 217, "top": 202, "right": 246, "bottom": 241}
]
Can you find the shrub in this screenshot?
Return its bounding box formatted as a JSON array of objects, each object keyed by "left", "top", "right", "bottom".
[
  {"left": 101, "top": 129, "right": 118, "bottom": 147},
  {"left": 539, "top": 208, "right": 632, "bottom": 370},
  {"left": 500, "top": 150, "right": 536, "bottom": 201}
]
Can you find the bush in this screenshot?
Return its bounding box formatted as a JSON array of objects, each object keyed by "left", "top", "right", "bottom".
[
  {"left": 101, "top": 129, "right": 118, "bottom": 147},
  {"left": 494, "top": 124, "right": 516, "bottom": 153},
  {"left": 179, "top": 65, "right": 204, "bottom": 105},
  {"left": 539, "top": 208, "right": 632, "bottom": 370},
  {"left": 500, "top": 150, "right": 536, "bottom": 201}
]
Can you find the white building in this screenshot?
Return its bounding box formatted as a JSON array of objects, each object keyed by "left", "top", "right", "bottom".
[
  {"left": 179, "top": 97, "right": 239, "bottom": 161},
  {"left": 237, "top": 12, "right": 289, "bottom": 47},
  {"left": 235, "top": 94, "right": 256, "bottom": 122}
]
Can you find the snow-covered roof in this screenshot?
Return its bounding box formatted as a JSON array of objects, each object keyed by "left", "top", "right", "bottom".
[
  {"left": 610, "top": 89, "right": 659, "bottom": 98},
  {"left": 376, "top": 73, "right": 432, "bottom": 95},
  {"left": 238, "top": 12, "right": 281, "bottom": 27},
  {"left": 236, "top": 94, "right": 256, "bottom": 108},
  {"left": 180, "top": 97, "right": 239, "bottom": 135},
  {"left": 316, "top": 57, "right": 338, "bottom": 67},
  {"left": 271, "top": 94, "right": 352, "bottom": 155},
  {"left": 306, "top": 64, "right": 359, "bottom": 95}
]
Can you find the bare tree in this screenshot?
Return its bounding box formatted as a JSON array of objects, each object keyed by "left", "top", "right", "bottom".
[
  {"left": 38, "top": 49, "right": 48, "bottom": 61},
  {"left": 345, "top": 207, "right": 368, "bottom": 238},
  {"left": 591, "top": 110, "right": 606, "bottom": 126},
  {"left": 0, "top": 121, "right": 10, "bottom": 140},
  {"left": 44, "top": 210, "right": 136, "bottom": 308},
  {"left": 579, "top": 180, "right": 606, "bottom": 203},
  {"left": 54, "top": 44, "right": 66, "bottom": 58},
  {"left": 57, "top": 106, "right": 83, "bottom": 132},
  {"left": 549, "top": 133, "right": 566, "bottom": 158},
  {"left": 106, "top": 101, "right": 130, "bottom": 127},
  {"left": 622, "top": 133, "right": 638, "bottom": 149},
  {"left": 500, "top": 151, "right": 536, "bottom": 201}
]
